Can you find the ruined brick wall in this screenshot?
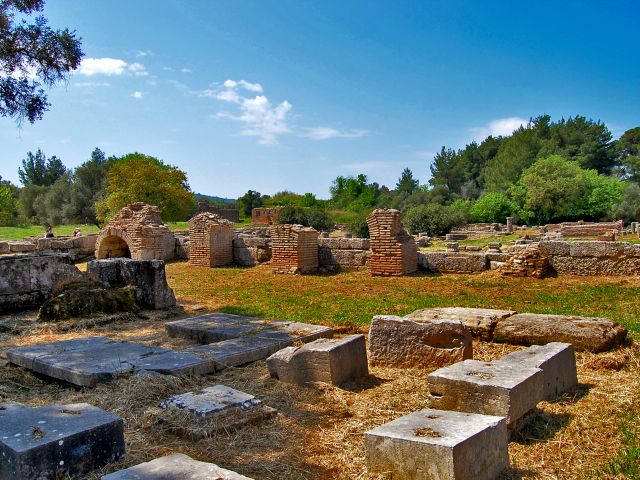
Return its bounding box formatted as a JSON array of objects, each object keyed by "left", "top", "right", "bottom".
[
  {"left": 366, "top": 209, "right": 417, "bottom": 276},
  {"left": 271, "top": 224, "right": 318, "bottom": 274},
  {"left": 95, "top": 203, "right": 176, "bottom": 261},
  {"left": 318, "top": 237, "right": 370, "bottom": 272},
  {"left": 540, "top": 240, "right": 640, "bottom": 276},
  {"left": 197, "top": 201, "right": 240, "bottom": 223},
  {"left": 188, "top": 212, "right": 234, "bottom": 267},
  {"left": 500, "top": 245, "right": 549, "bottom": 278},
  {"left": 252, "top": 207, "right": 284, "bottom": 225}
]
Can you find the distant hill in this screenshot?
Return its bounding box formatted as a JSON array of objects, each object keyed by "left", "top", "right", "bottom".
[{"left": 195, "top": 193, "right": 236, "bottom": 204}]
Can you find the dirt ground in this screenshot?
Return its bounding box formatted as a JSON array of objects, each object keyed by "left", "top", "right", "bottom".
[{"left": 0, "top": 304, "right": 638, "bottom": 479}]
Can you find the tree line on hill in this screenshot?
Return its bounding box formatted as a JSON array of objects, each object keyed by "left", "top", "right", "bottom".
[{"left": 0, "top": 115, "right": 638, "bottom": 237}]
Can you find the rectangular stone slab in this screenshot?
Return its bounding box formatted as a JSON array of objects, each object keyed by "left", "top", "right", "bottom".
[
  {"left": 0, "top": 402, "right": 125, "bottom": 480},
  {"left": 428, "top": 359, "right": 544, "bottom": 428},
  {"left": 102, "top": 453, "right": 253, "bottom": 479},
  {"left": 7, "top": 336, "right": 214, "bottom": 386},
  {"left": 365, "top": 408, "right": 509, "bottom": 480},
  {"left": 493, "top": 313, "right": 628, "bottom": 352},
  {"left": 405, "top": 307, "right": 517, "bottom": 340},
  {"left": 184, "top": 336, "right": 287, "bottom": 370},
  {"left": 496, "top": 342, "right": 578, "bottom": 400}
]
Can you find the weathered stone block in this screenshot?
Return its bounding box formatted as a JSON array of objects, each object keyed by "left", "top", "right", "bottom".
[
  {"left": 365, "top": 408, "right": 508, "bottom": 480},
  {"left": 368, "top": 315, "right": 472, "bottom": 368},
  {"left": 267, "top": 334, "right": 368, "bottom": 386},
  {"left": 405, "top": 307, "right": 516, "bottom": 341},
  {"left": 7, "top": 336, "right": 214, "bottom": 386},
  {"left": 184, "top": 336, "right": 287, "bottom": 370},
  {"left": 102, "top": 453, "right": 253, "bottom": 479},
  {"left": 9, "top": 241, "right": 36, "bottom": 253},
  {"left": 568, "top": 240, "right": 625, "bottom": 258},
  {"left": 428, "top": 359, "right": 544, "bottom": 428},
  {"left": 493, "top": 313, "right": 628, "bottom": 352},
  {"left": 538, "top": 240, "right": 570, "bottom": 256},
  {"left": 497, "top": 343, "right": 578, "bottom": 400},
  {"left": 87, "top": 258, "right": 176, "bottom": 309},
  {"left": 0, "top": 241, "right": 10, "bottom": 254},
  {"left": 419, "top": 251, "right": 487, "bottom": 273},
  {"left": 0, "top": 402, "right": 125, "bottom": 480}
]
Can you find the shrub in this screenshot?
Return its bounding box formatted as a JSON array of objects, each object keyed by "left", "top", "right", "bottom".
[
  {"left": 469, "top": 192, "right": 515, "bottom": 223},
  {"left": 277, "top": 206, "right": 331, "bottom": 231},
  {"left": 404, "top": 203, "right": 467, "bottom": 236}
]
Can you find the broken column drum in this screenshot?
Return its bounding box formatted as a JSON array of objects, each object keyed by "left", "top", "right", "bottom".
[
  {"left": 188, "top": 212, "right": 234, "bottom": 267},
  {"left": 366, "top": 209, "right": 417, "bottom": 276}
]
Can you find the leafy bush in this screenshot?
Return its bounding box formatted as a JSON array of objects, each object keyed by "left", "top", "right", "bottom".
[
  {"left": 469, "top": 192, "right": 515, "bottom": 223},
  {"left": 277, "top": 206, "right": 331, "bottom": 231},
  {"left": 404, "top": 203, "right": 467, "bottom": 236}
]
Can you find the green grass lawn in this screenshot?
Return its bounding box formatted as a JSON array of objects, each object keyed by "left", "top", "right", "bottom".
[{"left": 0, "top": 222, "right": 196, "bottom": 241}]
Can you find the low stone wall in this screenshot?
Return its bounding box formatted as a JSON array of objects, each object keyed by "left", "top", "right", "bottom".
[
  {"left": 233, "top": 236, "right": 272, "bottom": 266},
  {"left": 0, "top": 235, "right": 97, "bottom": 261},
  {"left": 540, "top": 240, "right": 640, "bottom": 276},
  {"left": 318, "top": 238, "right": 371, "bottom": 272},
  {"left": 0, "top": 253, "right": 73, "bottom": 313},
  {"left": 418, "top": 251, "right": 487, "bottom": 273}
]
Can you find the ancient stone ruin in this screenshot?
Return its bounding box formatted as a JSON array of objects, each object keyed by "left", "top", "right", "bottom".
[
  {"left": 270, "top": 224, "right": 319, "bottom": 274},
  {"left": 251, "top": 207, "right": 284, "bottom": 225},
  {"left": 188, "top": 212, "right": 234, "bottom": 267},
  {"left": 196, "top": 200, "right": 240, "bottom": 223},
  {"left": 366, "top": 209, "right": 417, "bottom": 276},
  {"left": 95, "top": 203, "right": 176, "bottom": 261}
]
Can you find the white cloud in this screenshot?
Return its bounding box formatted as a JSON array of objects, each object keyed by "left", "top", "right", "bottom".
[
  {"left": 302, "top": 127, "right": 368, "bottom": 140},
  {"left": 132, "top": 49, "right": 153, "bottom": 58},
  {"left": 78, "top": 58, "right": 128, "bottom": 76},
  {"left": 131, "top": 91, "right": 143, "bottom": 99},
  {"left": 127, "top": 62, "right": 148, "bottom": 76},
  {"left": 181, "top": 68, "right": 192, "bottom": 74},
  {"left": 470, "top": 117, "right": 528, "bottom": 141},
  {"left": 74, "top": 82, "right": 111, "bottom": 88},
  {"left": 214, "top": 79, "right": 291, "bottom": 145}
]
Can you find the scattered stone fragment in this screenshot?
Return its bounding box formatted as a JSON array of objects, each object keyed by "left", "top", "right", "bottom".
[
  {"left": 101, "top": 453, "right": 253, "bottom": 479},
  {"left": 427, "top": 359, "right": 544, "bottom": 429},
  {"left": 405, "top": 307, "right": 517, "bottom": 341},
  {"left": 0, "top": 402, "right": 125, "bottom": 480},
  {"left": 156, "top": 385, "right": 276, "bottom": 439},
  {"left": 7, "top": 336, "right": 214, "bottom": 386},
  {"left": 493, "top": 313, "right": 628, "bottom": 352},
  {"left": 497, "top": 343, "right": 578, "bottom": 400},
  {"left": 267, "top": 334, "right": 368, "bottom": 386},
  {"left": 368, "top": 315, "right": 472, "bottom": 368},
  {"left": 365, "top": 408, "right": 509, "bottom": 480}
]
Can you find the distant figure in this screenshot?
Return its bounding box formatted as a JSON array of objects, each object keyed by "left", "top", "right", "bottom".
[
  {"left": 45, "top": 227, "right": 54, "bottom": 238},
  {"left": 73, "top": 227, "right": 82, "bottom": 237}
]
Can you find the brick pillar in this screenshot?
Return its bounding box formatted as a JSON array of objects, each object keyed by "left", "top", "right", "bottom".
[
  {"left": 366, "top": 209, "right": 417, "bottom": 276},
  {"left": 188, "top": 212, "right": 234, "bottom": 267},
  {"left": 271, "top": 224, "right": 319, "bottom": 274}
]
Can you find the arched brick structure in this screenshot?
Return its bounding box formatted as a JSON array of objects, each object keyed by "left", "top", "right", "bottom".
[
  {"left": 188, "top": 212, "right": 234, "bottom": 267},
  {"left": 95, "top": 203, "right": 176, "bottom": 260}
]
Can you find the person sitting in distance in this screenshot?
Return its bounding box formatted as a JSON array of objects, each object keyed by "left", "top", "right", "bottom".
[
  {"left": 45, "top": 226, "right": 54, "bottom": 238},
  {"left": 73, "top": 227, "right": 82, "bottom": 237}
]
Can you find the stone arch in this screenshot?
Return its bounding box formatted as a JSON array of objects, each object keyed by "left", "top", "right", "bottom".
[{"left": 95, "top": 228, "right": 134, "bottom": 259}]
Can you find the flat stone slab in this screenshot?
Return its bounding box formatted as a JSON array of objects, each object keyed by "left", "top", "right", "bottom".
[
  {"left": 7, "top": 336, "right": 214, "bottom": 387},
  {"left": 405, "top": 307, "right": 517, "bottom": 340},
  {"left": 365, "top": 408, "right": 509, "bottom": 480},
  {"left": 368, "top": 315, "right": 472, "bottom": 368},
  {"left": 102, "top": 453, "right": 253, "bottom": 479},
  {"left": 184, "top": 336, "right": 287, "bottom": 370},
  {"left": 497, "top": 342, "right": 578, "bottom": 400},
  {"left": 428, "top": 359, "right": 544, "bottom": 428},
  {"left": 0, "top": 402, "right": 125, "bottom": 480},
  {"left": 267, "top": 334, "right": 369, "bottom": 386},
  {"left": 156, "top": 385, "right": 276, "bottom": 439},
  {"left": 493, "top": 313, "right": 628, "bottom": 352}
]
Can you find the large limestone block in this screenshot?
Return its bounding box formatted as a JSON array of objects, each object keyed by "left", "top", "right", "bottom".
[
  {"left": 419, "top": 251, "right": 487, "bottom": 273},
  {"left": 8, "top": 241, "right": 36, "bottom": 253},
  {"left": 405, "top": 307, "right": 516, "bottom": 341},
  {"left": 497, "top": 343, "right": 578, "bottom": 400},
  {"left": 493, "top": 313, "right": 627, "bottom": 352},
  {"left": 0, "top": 402, "right": 125, "bottom": 480},
  {"left": 267, "top": 334, "right": 368, "bottom": 386},
  {"left": 428, "top": 359, "right": 544, "bottom": 428},
  {"left": 365, "top": 408, "right": 509, "bottom": 480},
  {"left": 102, "top": 453, "right": 253, "bottom": 479},
  {"left": 368, "top": 315, "right": 472, "bottom": 368}
]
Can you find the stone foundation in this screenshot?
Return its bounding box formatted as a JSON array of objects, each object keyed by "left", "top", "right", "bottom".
[
  {"left": 188, "top": 212, "right": 234, "bottom": 267},
  {"left": 318, "top": 237, "right": 370, "bottom": 272},
  {"left": 418, "top": 251, "right": 487, "bottom": 273},
  {"left": 271, "top": 224, "right": 319, "bottom": 274},
  {"left": 540, "top": 240, "right": 640, "bottom": 276},
  {"left": 367, "top": 209, "right": 417, "bottom": 276}
]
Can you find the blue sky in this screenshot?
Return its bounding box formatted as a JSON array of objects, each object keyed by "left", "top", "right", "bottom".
[{"left": 1, "top": 0, "right": 639, "bottom": 198}]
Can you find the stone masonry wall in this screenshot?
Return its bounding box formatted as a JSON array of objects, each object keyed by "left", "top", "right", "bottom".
[
  {"left": 196, "top": 201, "right": 240, "bottom": 223},
  {"left": 95, "top": 203, "right": 176, "bottom": 261},
  {"left": 0, "top": 235, "right": 97, "bottom": 261},
  {"left": 271, "top": 224, "right": 319, "bottom": 274},
  {"left": 366, "top": 209, "right": 417, "bottom": 276},
  {"left": 188, "top": 212, "right": 234, "bottom": 267},
  {"left": 318, "top": 237, "right": 371, "bottom": 272},
  {"left": 252, "top": 207, "right": 284, "bottom": 225},
  {"left": 540, "top": 240, "right": 640, "bottom": 276},
  {"left": 559, "top": 220, "right": 623, "bottom": 237}
]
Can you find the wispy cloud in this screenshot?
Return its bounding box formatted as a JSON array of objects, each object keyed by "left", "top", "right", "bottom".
[
  {"left": 132, "top": 49, "right": 153, "bottom": 58},
  {"left": 469, "top": 117, "right": 528, "bottom": 141},
  {"left": 77, "top": 58, "right": 148, "bottom": 77},
  {"left": 181, "top": 68, "right": 192, "bottom": 74},
  {"left": 74, "top": 81, "right": 111, "bottom": 88},
  {"left": 212, "top": 79, "right": 291, "bottom": 145},
  {"left": 302, "top": 127, "right": 368, "bottom": 140},
  {"left": 131, "top": 91, "right": 143, "bottom": 99}
]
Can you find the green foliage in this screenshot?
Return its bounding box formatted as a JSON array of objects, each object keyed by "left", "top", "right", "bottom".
[
  {"left": 395, "top": 168, "right": 419, "bottom": 195},
  {"left": 330, "top": 174, "right": 379, "bottom": 210},
  {"left": 33, "top": 173, "right": 72, "bottom": 226},
  {"left": 469, "top": 192, "right": 515, "bottom": 223},
  {"left": 403, "top": 203, "right": 468, "bottom": 236},
  {"left": 277, "top": 206, "right": 331, "bottom": 231},
  {"left": 18, "top": 149, "right": 67, "bottom": 186},
  {"left": 0, "top": 182, "right": 18, "bottom": 226},
  {"left": 615, "top": 127, "right": 640, "bottom": 182},
  {"left": 264, "top": 190, "right": 323, "bottom": 208},
  {"left": 96, "top": 153, "right": 195, "bottom": 223},
  {"left": 510, "top": 155, "right": 624, "bottom": 224},
  {"left": 238, "top": 190, "right": 264, "bottom": 216},
  {"left": 17, "top": 183, "right": 47, "bottom": 222},
  {"left": 0, "top": 0, "right": 83, "bottom": 123},
  {"left": 609, "top": 182, "right": 640, "bottom": 222},
  {"left": 64, "top": 148, "right": 112, "bottom": 226}
]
